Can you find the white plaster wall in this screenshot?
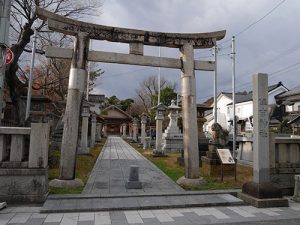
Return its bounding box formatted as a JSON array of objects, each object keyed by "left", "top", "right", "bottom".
[
  {"left": 216, "top": 95, "right": 232, "bottom": 130},
  {"left": 235, "top": 101, "right": 253, "bottom": 119},
  {"left": 269, "top": 86, "right": 288, "bottom": 105}
]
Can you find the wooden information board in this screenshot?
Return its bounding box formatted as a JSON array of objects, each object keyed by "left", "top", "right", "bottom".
[
  {"left": 216, "top": 149, "right": 235, "bottom": 165},
  {"left": 216, "top": 148, "right": 236, "bottom": 181}
]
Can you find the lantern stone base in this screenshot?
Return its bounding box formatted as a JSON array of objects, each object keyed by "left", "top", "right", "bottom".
[
  {"left": 152, "top": 150, "right": 165, "bottom": 157},
  {"left": 77, "top": 147, "right": 90, "bottom": 155}
]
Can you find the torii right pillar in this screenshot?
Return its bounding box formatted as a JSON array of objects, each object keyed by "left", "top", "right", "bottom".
[{"left": 176, "top": 44, "right": 206, "bottom": 186}]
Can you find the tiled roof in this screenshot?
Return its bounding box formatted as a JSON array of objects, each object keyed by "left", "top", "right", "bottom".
[{"left": 277, "top": 85, "right": 300, "bottom": 98}]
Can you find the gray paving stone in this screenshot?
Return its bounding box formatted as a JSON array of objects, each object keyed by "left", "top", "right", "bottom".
[
  {"left": 24, "top": 218, "right": 45, "bottom": 225},
  {"left": 142, "top": 218, "right": 161, "bottom": 223},
  {"left": 179, "top": 212, "right": 207, "bottom": 224},
  {"left": 7, "top": 223, "right": 24, "bottom": 225},
  {"left": 43, "top": 223, "right": 61, "bottom": 225},
  {"left": 77, "top": 221, "right": 94, "bottom": 225}
]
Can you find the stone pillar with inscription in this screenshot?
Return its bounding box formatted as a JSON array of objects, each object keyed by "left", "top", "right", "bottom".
[{"left": 238, "top": 73, "right": 288, "bottom": 208}]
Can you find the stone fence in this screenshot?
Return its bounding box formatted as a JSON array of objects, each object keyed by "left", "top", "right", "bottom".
[
  {"left": 237, "top": 133, "right": 300, "bottom": 195},
  {"left": 0, "top": 123, "right": 50, "bottom": 203},
  {"left": 270, "top": 134, "right": 300, "bottom": 195}
]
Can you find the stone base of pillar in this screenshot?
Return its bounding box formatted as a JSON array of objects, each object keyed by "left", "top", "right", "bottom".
[
  {"left": 77, "top": 147, "right": 90, "bottom": 155},
  {"left": 176, "top": 176, "right": 207, "bottom": 187},
  {"left": 152, "top": 149, "right": 165, "bottom": 157},
  {"left": 49, "top": 178, "right": 84, "bottom": 188},
  {"left": 293, "top": 175, "right": 300, "bottom": 202},
  {"left": 125, "top": 180, "right": 142, "bottom": 189},
  {"left": 239, "top": 182, "right": 288, "bottom": 207}
]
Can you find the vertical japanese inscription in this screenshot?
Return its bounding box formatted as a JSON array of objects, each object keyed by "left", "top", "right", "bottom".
[{"left": 258, "top": 97, "right": 268, "bottom": 138}]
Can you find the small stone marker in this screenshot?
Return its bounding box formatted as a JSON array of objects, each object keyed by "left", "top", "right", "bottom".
[{"left": 125, "top": 165, "right": 142, "bottom": 189}]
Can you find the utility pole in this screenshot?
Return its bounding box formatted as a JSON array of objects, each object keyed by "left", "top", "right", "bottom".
[
  {"left": 86, "top": 40, "right": 92, "bottom": 100},
  {"left": 0, "top": 0, "right": 12, "bottom": 125},
  {"left": 158, "top": 46, "right": 161, "bottom": 104},
  {"left": 231, "top": 36, "right": 237, "bottom": 159},
  {"left": 213, "top": 44, "right": 218, "bottom": 124},
  {"left": 25, "top": 29, "right": 37, "bottom": 121}
]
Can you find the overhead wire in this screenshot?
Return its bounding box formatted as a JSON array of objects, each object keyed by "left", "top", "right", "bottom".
[
  {"left": 198, "top": 59, "right": 300, "bottom": 102},
  {"left": 195, "top": 0, "right": 287, "bottom": 57}
]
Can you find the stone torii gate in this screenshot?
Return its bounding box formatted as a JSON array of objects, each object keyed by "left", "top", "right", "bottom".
[{"left": 36, "top": 7, "right": 226, "bottom": 187}]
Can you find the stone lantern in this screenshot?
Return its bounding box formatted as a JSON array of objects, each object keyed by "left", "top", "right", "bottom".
[
  {"left": 90, "top": 113, "right": 97, "bottom": 147},
  {"left": 152, "top": 103, "right": 167, "bottom": 156},
  {"left": 132, "top": 117, "right": 139, "bottom": 142},
  {"left": 140, "top": 113, "right": 148, "bottom": 149},
  {"left": 162, "top": 100, "right": 183, "bottom": 152},
  {"left": 78, "top": 101, "right": 90, "bottom": 154}
]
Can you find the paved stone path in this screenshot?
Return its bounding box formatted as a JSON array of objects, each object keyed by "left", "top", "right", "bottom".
[
  {"left": 42, "top": 136, "right": 243, "bottom": 213},
  {"left": 1, "top": 200, "right": 300, "bottom": 225},
  {"left": 82, "top": 136, "right": 183, "bottom": 195}
]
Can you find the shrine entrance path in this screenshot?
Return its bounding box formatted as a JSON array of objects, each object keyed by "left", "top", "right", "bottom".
[
  {"left": 41, "top": 137, "right": 243, "bottom": 213},
  {"left": 82, "top": 136, "right": 184, "bottom": 195}
]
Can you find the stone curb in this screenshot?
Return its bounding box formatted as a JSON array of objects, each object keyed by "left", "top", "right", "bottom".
[
  {"left": 41, "top": 194, "right": 244, "bottom": 213},
  {"left": 47, "top": 189, "right": 241, "bottom": 199}
]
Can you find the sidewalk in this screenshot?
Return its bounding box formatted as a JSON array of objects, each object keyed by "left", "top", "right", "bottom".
[{"left": 1, "top": 200, "right": 300, "bottom": 225}]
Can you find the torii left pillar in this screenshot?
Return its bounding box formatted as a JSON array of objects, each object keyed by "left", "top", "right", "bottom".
[{"left": 50, "top": 32, "right": 89, "bottom": 188}]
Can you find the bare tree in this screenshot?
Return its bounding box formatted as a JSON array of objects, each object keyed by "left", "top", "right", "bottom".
[
  {"left": 135, "top": 75, "right": 177, "bottom": 113},
  {"left": 6, "top": 0, "right": 101, "bottom": 124}
]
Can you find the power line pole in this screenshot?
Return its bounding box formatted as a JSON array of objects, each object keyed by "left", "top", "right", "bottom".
[
  {"left": 25, "top": 29, "right": 37, "bottom": 121},
  {"left": 86, "top": 40, "right": 92, "bottom": 101},
  {"left": 231, "top": 36, "right": 237, "bottom": 159},
  {"left": 158, "top": 46, "right": 161, "bottom": 105},
  {"left": 0, "top": 0, "right": 12, "bottom": 125},
  {"left": 213, "top": 44, "right": 218, "bottom": 123}
]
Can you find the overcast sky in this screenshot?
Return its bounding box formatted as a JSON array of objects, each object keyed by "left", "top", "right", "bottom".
[{"left": 87, "top": 0, "right": 300, "bottom": 103}]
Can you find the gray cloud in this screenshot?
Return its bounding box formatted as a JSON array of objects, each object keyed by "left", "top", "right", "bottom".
[{"left": 88, "top": 0, "right": 300, "bottom": 103}]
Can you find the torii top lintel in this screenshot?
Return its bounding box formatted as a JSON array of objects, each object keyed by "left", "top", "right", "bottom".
[{"left": 36, "top": 7, "right": 226, "bottom": 49}]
